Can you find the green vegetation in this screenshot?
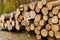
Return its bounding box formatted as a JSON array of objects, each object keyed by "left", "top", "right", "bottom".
[{"left": 0, "top": 0, "right": 30, "bottom": 15}]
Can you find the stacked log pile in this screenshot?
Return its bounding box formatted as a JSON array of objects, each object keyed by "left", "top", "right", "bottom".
[{"left": 0, "top": 0, "right": 60, "bottom": 40}]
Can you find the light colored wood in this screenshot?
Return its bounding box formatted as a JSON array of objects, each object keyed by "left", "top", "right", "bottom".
[
  {"left": 49, "top": 12, "right": 53, "bottom": 17},
  {"left": 0, "top": 23, "right": 4, "bottom": 29},
  {"left": 46, "top": 1, "right": 60, "bottom": 10},
  {"left": 36, "top": 34, "right": 41, "bottom": 40},
  {"left": 30, "top": 23, "right": 35, "bottom": 30},
  {"left": 49, "top": 30, "right": 54, "bottom": 37},
  {"left": 59, "top": 20, "right": 60, "bottom": 24},
  {"left": 36, "top": 26, "right": 41, "bottom": 30},
  {"left": 29, "top": 2, "right": 36, "bottom": 10},
  {"left": 30, "top": 11, "right": 36, "bottom": 18},
  {"left": 35, "top": 6, "right": 40, "bottom": 13},
  {"left": 42, "top": 0, "right": 57, "bottom": 5},
  {"left": 43, "top": 15, "right": 48, "bottom": 21},
  {"left": 35, "top": 14, "right": 41, "bottom": 22},
  {"left": 18, "top": 15, "right": 23, "bottom": 22},
  {"left": 23, "top": 12, "right": 30, "bottom": 20},
  {"left": 34, "top": 20, "right": 39, "bottom": 26},
  {"left": 19, "top": 5, "right": 24, "bottom": 11},
  {"left": 58, "top": 12, "right": 60, "bottom": 18},
  {"left": 42, "top": 7, "right": 48, "bottom": 15},
  {"left": 25, "top": 26, "right": 30, "bottom": 31},
  {"left": 51, "top": 24, "right": 59, "bottom": 32},
  {"left": 52, "top": 6, "right": 60, "bottom": 15},
  {"left": 15, "top": 21, "right": 20, "bottom": 30},
  {"left": 46, "top": 24, "right": 51, "bottom": 30},
  {"left": 34, "top": 28, "right": 40, "bottom": 35},
  {"left": 23, "top": 5, "right": 28, "bottom": 11},
  {"left": 41, "top": 29, "right": 48, "bottom": 37},
  {"left": 48, "top": 18, "right": 53, "bottom": 25},
  {"left": 55, "top": 32, "right": 60, "bottom": 38},
  {"left": 39, "top": 19, "right": 45, "bottom": 26},
  {"left": 11, "top": 21, "right": 15, "bottom": 27},
  {"left": 51, "top": 16, "right": 58, "bottom": 24},
  {"left": 21, "top": 20, "right": 29, "bottom": 26},
  {"left": 37, "top": 1, "right": 43, "bottom": 9},
  {"left": 16, "top": 8, "right": 20, "bottom": 15}
]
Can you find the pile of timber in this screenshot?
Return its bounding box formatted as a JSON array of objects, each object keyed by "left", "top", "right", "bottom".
[{"left": 0, "top": 0, "right": 60, "bottom": 40}]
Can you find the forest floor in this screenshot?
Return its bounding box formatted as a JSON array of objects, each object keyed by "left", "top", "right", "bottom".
[{"left": 0, "top": 29, "right": 37, "bottom": 40}]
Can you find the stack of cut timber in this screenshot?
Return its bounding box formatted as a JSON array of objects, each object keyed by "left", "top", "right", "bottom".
[{"left": 0, "top": 0, "right": 60, "bottom": 40}]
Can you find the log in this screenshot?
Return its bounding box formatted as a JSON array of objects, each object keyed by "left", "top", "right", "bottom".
[
  {"left": 21, "top": 20, "right": 29, "bottom": 26},
  {"left": 29, "top": 2, "right": 36, "bottom": 10},
  {"left": 35, "top": 14, "right": 41, "bottom": 22},
  {"left": 46, "top": 24, "right": 51, "bottom": 30},
  {"left": 39, "top": 19, "right": 45, "bottom": 26},
  {"left": 49, "top": 12, "right": 53, "bottom": 17},
  {"left": 41, "top": 29, "right": 48, "bottom": 37},
  {"left": 49, "top": 30, "right": 54, "bottom": 37},
  {"left": 34, "top": 20, "right": 39, "bottom": 26},
  {"left": 35, "top": 6, "right": 40, "bottom": 13},
  {"left": 15, "top": 21, "right": 20, "bottom": 30},
  {"left": 19, "top": 5, "right": 24, "bottom": 11},
  {"left": 18, "top": 15, "right": 23, "bottom": 23},
  {"left": 55, "top": 32, "right": 60, "bottom": 38},
  {"left": 37, "top": 1, "right": 43, "bottom": 9},
  {"left": 30, "top": 11, "right": 36, "bottom": 18},
  {"left": 52, "top": 6, "right": 60, "bottom": 15},
  {"left": 46, "top": 1, "right": 60, "bottom": 10},
  {"left": 51, "top": 16, "right": 58, "bottom": 24},
  {"left": 58, "top": 12, "right": 60, "bottom": 18},
  {"left": 51, "top": 24, "right": 59, "bottom": 32},
  {"left": 36, "top": 34, "right": 41, "bottom": 40},
  {"left": 25, "top": 26, "right": 30, "bottom": 31},
  {"left": 34, "top": 28, "right": 40, "bottom": 35},
  {"left": 42, "top": 0, "right": 57, "bottom": 5},
  {"left": 36, "top": 26, "right": 42, "bottom": 30},
  {"left": 42, "top": 7, "right": 48, "bottom": 15},
  {"left": 0, "top": 22, "right": 4, "bottom": 29},
  {"left": 48, "top": 18, "right": 53, "bottom": 25},
  {"left": 30, "top": 23, "right": 35, "bottom": 30},
  {"left": 23, "top": 5, "right": 28, "bottom": 11},
  {"left": 59, "top": 20, "right": 60, "bottom": 24},
  {"left": 23, "top": 12, "right": 30, "bottom": 20},
  {"left": 43, "top": 15, "right": 48, "bottom": 21}
]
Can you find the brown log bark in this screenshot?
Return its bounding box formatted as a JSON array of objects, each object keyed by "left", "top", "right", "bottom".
[
  {"left": 46, "top": 1, "right": 60, "bottom": 10},
  {"left": 42, "top": 7, "right": 48, "bottom": 15},
  {"left": 41, "top": 29, "right": 48, "bottom": 37}
]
